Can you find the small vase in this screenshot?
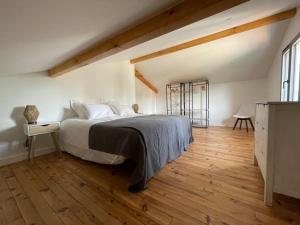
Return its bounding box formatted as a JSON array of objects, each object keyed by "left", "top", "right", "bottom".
[
  {"left": 132, "top": 104, "right": 139, "bottom": 113},
  {"left": 23, "top": 105, "right": 39, "bottom": 124}
]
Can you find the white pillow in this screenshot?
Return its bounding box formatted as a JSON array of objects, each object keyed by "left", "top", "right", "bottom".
[
  {"left": 109, "top": 104, "right": 135, "bottom": 116},
  {"left": 82, "top": 103, "right": 114, "bottom": 120},
  {"left": 99, "top": 100, "right": 135, "bottom": 116},
  {"left": 117, "top": 105, "right": 135, "bottom": 116},
  {"left": 70, "top": 99, "right": 87, "bottom": 119},
  {"left": 104, "top": 101, "right": 120, "bottom": 114}
]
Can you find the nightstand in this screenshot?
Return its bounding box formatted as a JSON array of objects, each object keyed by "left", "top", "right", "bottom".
[{"left": 24, "top": 122, "right": 61, "bottom": 161}]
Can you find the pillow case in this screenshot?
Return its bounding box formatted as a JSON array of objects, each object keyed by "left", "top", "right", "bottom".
[
  {"left": 99, "top": 100, "right": 135, "bottom": 116},
  {"left": 104, "top": 101, "right": 120, "bottom": 115},
  {"left": 108, "top": 103, "right": 135, "bottom": 116},
  {"left": 117, "top": 105, "right": 135, "bottom": 116},
  {"left": 82, "top": 103, "right": 114, "bottom": 120},
  {"left": 70, "top": 99, "right": 87, "bottom": 119}
]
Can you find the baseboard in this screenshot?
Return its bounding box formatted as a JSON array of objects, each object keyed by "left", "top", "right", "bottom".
[
  {"left": 209, "top": 123, "right": 228, "bottom": 127},
  {"left": 0, "top": 147, "right": 56, "bottom": 167},
  {"left": 209, "top": 122, "right": 253, "bottom": 128}
]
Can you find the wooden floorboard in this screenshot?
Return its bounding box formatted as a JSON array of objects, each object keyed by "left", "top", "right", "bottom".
[{"left": 1, "top": 127, "right": 300, "bottom": 225}]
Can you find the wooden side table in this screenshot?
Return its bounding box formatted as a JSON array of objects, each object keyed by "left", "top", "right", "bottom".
[{"left": 23, "top": 122, "right": 61, "bottom": 161}]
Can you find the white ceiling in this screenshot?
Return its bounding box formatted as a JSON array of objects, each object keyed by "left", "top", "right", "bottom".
[
  {"left": 135, "top": 21, "right": 288, "bottom": 86},
  {"left": 0, "top": 0, "right": 179, "bottom": 76},
  {"left": 105, "top": 0, "right": 300, "bottom": 62},
  {"left": 103, "top": 0, "right": 300, "bottom": 84},
  {"left": 1, "top": 0, "right": 300, "bottom": 81}
]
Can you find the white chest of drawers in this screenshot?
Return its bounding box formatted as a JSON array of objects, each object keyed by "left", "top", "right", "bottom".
[{"left": 255, "top": 102, "right": 300, "bottom": 206}]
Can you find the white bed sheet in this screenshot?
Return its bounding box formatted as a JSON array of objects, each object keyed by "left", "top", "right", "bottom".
[{"left": 60, "top": 115, "right": 126, "bottom": 165}]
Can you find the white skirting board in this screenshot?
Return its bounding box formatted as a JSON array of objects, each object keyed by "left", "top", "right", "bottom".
[{"left": 0, "top": 147, "right": 56, "bottom": 167}]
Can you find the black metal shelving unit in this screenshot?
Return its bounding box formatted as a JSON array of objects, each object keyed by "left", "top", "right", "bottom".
[{"left": 166, "top": 80, "right": 209, "bottom": 128}]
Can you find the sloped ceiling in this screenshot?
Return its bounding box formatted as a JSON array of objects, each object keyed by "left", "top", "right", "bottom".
[
  {"left": 1, "top": 0, "right": 300, "bottom": 82},
  {"left": 0, "top": 0, "right": 179, "bottom": 76},
  {"left": 104, "top": 0, "right": 300, "bottom": 85},
  {"left": 104, "top": 0, "right": 300, "bottom": 63},
  {"left": 135, "top": 21, "right": 289, "bottom": 86}
]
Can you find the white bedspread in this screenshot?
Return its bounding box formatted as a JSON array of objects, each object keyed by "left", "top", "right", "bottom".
[{"left": 60, "top": 116, "right": 126, "bottom": 165}]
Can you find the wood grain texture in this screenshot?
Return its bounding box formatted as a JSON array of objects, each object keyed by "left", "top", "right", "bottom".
[
  {"left": 48, "top": 0, "right": 248, "bottom": 77},
  {"left": 1, "top": 127, "right": 300, "bottom": 225},
  {"left": 130, "top": 8, "right": 297, "bottom": 64},
  {"left": 135, "top": 69, "right": 158, "bottom": 93}
]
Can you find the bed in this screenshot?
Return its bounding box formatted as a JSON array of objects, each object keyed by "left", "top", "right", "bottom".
[
  {"left": 60, "top": 116, "right": 126, "bottom": 165},
  {"left": 60, "top": 101, "right": 193, "bottom": 191}
]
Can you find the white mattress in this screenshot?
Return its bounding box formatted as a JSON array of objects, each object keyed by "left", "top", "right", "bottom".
[{"left": 59, "top": 116, "right": 126, "bottom": 165}]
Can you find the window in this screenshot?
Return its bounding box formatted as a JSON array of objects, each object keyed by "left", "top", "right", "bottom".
[
  {"left": 281, "top": 49, "right": 290, "bottom": 101},
  {"left": 281, "top": 33, "right": 300, "bottom": 102}
]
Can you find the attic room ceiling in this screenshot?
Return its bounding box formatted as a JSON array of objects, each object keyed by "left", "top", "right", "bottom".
[
  {"left": 135, "top": 20, "right": 289, "bottom": 86},
  {"left": 103, "top": 0, "right": 300, "bottom": 63},
  {"left": 108, "top": 0, "right": 300, "bottom": 85},
  {"left": 0, "top": 0, "right": 300, "bottom": 77},
  {"left": 0, "top": 0, "right": 179, "bottom": 76}
]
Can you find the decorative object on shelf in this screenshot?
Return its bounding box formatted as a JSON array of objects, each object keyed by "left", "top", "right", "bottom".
[
  {"left": 132, "top": 104, "right": 139, "bottom": 113},
  {"left": 166, "top": 80, "right": 209, "bottom": 128},
  {"left": 23, "top": 105, "right": 39, "bottom": 124}
]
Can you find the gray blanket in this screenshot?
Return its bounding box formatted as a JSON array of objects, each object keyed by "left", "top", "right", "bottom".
[{"left": 89, "top": 115, "right": 193, "bottom": 191}]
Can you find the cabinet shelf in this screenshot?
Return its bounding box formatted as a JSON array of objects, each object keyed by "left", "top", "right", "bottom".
[{"left": 166, "top": 80, "right": 209, "bottom": 128}]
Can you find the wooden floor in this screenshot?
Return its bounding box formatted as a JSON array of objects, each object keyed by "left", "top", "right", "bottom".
[{"left": 1, "top": 127, "right": 300, "bottom": 225}]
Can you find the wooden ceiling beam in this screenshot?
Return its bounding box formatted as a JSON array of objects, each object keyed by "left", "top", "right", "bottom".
[
  {"left": 135, "top": 69, "right": 158, "bottom": 94},
  {"left": 48, "top": 0, "right": 248, "bottom": 77},
  {"left": 130, "top": 8, "right": 297, "bottom": 64}
]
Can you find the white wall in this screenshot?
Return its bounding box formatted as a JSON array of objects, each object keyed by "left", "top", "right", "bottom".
[
  {"left": 209, "top": 79, "right": 267, "bottom": 126},
  {"left": 0, "top": 60, "right": 135, "bottom": 166},
  {"left": 135, "top": 79, "right": 157, "bottom": 114},
  {"left": 149, "top": 78, "right": 267, "bottom": 127},
  {"left": 267, "top": 7, "right": 300, "bottom": 100}
]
